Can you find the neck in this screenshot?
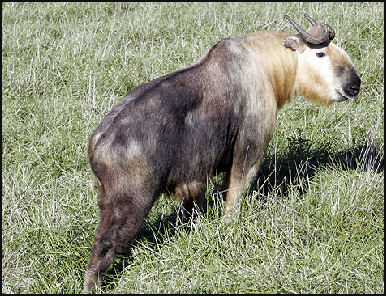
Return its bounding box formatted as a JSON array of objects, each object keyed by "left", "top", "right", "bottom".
[{"left": 241, "top": 31, "right": 299, "bottom": 109}]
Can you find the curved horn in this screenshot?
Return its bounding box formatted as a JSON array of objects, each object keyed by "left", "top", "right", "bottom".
[
  {"left": 303, "top": 13, "right": 317, "bottom": 26},
  {"left": 305, "top": 13, "right": 335, "bottom": 41},
  {"left": 285, "top": 15, "right": 309, "bottom": 37},
  {"left": 285, "top": 14, "right": 335, "bottom": 45},
  {"left": 324, "top": 23, "right": 335, "bottom": 41}
]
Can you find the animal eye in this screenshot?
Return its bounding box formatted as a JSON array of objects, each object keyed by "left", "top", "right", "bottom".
[{"left": 316, "top": 52, "right": 325, "bottom": 58}]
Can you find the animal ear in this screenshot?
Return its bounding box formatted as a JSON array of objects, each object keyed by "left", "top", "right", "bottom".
[{"left": 282, "top": 35, "right": 306, "bottom": 53}]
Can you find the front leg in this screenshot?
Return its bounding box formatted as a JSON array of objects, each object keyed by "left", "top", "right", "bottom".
[{"left": 223, "top": 163, "right": 260, "bottom": 214}]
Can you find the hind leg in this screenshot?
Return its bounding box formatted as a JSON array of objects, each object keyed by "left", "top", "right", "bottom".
[
  {"left": 83, "top": 183, "right": 154, "bottom": 293},
  {"left": 83, "top": 208, "right": 115, "bottom": 293}
]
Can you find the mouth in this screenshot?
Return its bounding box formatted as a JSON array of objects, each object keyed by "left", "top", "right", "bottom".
[{"left": 335, "top": 89, "right": 353, "bottom": 102}]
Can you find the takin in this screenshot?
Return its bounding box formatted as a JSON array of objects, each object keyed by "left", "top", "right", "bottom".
[{"left": 83, "top": 13, "right": 361, "bottom": 292}]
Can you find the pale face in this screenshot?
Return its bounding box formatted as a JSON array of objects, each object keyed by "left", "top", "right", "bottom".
[
  {"left": 327, "top": 43, "right": 361, "bottom": 101},
  {"left": 282, "top": 33, "right": 361, "bottom": 105},
  {"left": 296, "top": 42, "right": 361, "bottom": 105}
]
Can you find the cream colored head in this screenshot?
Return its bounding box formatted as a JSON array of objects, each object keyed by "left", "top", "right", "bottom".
[{"left": 282, "top": 13, "right": 361, "bottom": 105}]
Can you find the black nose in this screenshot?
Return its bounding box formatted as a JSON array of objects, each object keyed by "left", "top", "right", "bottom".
[
  {"left": 348, "top": 84, "right": 360, "bottom": 96},
  {"left": 344, "top": 72, "right": 361, "bottom": 97}
]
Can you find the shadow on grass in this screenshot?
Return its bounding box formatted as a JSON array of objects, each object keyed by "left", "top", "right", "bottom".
[
  {"left": 253, "top": 136, "right": 384, "bottom": 199},
  {"left": 100, "top": 135, "right": 383, "bottom": 291}
]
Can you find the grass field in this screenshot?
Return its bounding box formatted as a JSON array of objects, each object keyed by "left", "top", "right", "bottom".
[{"left": 2, "top": 2, "right": 384, "bottom": 294}]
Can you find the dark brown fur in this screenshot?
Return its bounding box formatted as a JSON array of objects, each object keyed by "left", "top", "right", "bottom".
[{"left": 84, "top": 39, "right": 247, "bottom": 291}]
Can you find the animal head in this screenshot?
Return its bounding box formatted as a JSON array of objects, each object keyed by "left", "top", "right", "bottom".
[{"left": 282, "top": 13, "right": 361, "bottom": 105}]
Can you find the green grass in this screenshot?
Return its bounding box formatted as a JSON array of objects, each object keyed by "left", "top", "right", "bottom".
[{"left": 2, "top": 2, "right": 384, "bottom": 294}]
